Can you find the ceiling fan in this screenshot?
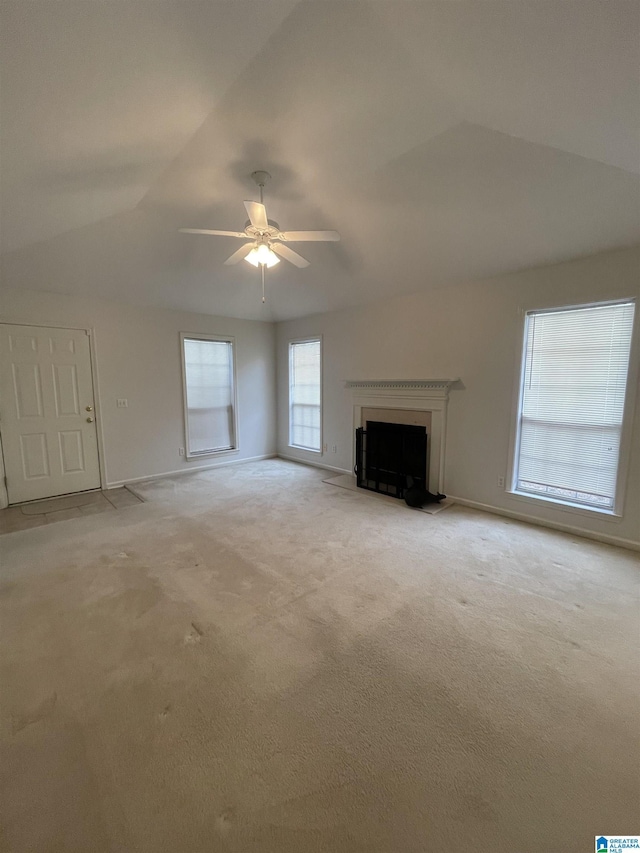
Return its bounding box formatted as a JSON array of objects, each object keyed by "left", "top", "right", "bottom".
[{"left": 179, "top": 171, "right": 340, "bottom": 302}]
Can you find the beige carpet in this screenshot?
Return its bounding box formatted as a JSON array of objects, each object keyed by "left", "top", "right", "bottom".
[{"left": 0, "top": 459, "right": 638, "bottom": 852}]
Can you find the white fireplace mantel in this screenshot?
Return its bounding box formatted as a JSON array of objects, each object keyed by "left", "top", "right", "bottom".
[
  {"left": 346, "top": 379, "right": 459, "bottom": 492},
  {"left": 345, "top": 379, "right": 457, "bottom": 395}
]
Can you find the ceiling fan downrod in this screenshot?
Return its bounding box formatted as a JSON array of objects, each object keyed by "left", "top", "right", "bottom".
[{"left": 251, "top": 170, "right": 271, "bottom": 206}]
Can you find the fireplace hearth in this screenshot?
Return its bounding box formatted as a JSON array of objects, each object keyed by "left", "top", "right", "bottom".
[{"left": 355, "top": 421, "right": 427, "bottom": 499}]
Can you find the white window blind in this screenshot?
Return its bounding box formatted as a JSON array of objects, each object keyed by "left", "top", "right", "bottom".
[
  {"left": 515, "top": 301, "right": 635, "bottom": 510},
  {"left": 289, "top": 339, "right": 321, "bottom": 451},
  {"left": 183, "top": 337, "right": 236, "bottom": 455}
]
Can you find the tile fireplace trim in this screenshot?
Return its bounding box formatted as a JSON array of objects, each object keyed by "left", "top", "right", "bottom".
[{"left": 346, "top": 379, "right": 458, "bottom": 492}]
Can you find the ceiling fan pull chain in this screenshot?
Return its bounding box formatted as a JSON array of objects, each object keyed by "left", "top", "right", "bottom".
[{"left": 261, "top": 264, "right": 266, "bottom": 303}]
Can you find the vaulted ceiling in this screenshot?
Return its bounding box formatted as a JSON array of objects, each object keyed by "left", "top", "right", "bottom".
[{"left": 1, "top": 1, "right": 639, "bottom": 321}]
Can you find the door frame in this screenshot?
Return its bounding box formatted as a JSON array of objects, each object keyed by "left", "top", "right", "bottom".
[{"left": 0, "top": 321, "right": 107, "bottom": 507}]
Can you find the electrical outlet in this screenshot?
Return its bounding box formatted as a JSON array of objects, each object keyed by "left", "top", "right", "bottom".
[
  {"left": 332, "top": 444, "right": 337, "bottom": 453},
  {"left": 116, "top": 398, "right": 128, "bottom": 408},
  {"left": 179, "top": 448, "right": 185, "bottom": 456},
  {"left": 497, "top": 475, "right": 505, "bottom": 488}
]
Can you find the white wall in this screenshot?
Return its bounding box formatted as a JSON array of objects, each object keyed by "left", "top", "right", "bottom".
[
  {"left": 2, "top": 247, "right": 638, "bottom": 547},
  {"left": 276, "top": 247, "right": 640, "bottom": 548},
  {"left": 0, "top": 287, "right": 276, "bottom": 497}
]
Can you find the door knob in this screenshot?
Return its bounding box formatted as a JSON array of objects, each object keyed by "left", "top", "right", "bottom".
[
  {"left": 86, "top": 405, "right": 93, "bottom": 412},
  {"left": 86, "top": 417, "right": 94, "bottom": 423}
]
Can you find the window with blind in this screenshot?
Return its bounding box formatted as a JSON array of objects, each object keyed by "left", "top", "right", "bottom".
[
  {"left": 289, "top": 338, "right": 322, "bottom": 451},
  {"left": 181, "top": 334, "right": 237, "bottom": 457},
  {"left": 513, "top": 300, "right": 635, "bottom": 511}
]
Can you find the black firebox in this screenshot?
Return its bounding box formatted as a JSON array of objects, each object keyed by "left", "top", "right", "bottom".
[{"left": 355, "top": 421, "right": 427, "bottom": 499}]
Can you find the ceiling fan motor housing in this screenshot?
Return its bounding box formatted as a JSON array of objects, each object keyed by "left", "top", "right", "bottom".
[{"left": 244, "top": 220, "right": 281, "bottom": 239}]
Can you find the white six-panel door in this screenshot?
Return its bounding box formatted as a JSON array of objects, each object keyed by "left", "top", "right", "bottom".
[{"left": 0, "top": 324, "right": 101, "bottom": 503}]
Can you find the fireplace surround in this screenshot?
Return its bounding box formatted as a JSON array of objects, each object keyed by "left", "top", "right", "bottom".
[{"left": 346, "top": 380, "right": 457, "bottom": 494}]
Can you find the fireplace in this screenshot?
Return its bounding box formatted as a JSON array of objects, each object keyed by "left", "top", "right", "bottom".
[
  {"left": 346, "top": 379, "right": 457, "bottom": 495},
  {"left": 355, "top": 421, "right": 427, "bottom": 498}
]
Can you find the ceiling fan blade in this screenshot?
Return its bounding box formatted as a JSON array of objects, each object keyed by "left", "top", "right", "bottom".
[
  {"left": 279, "top": 230, "right": 340, "bottom": 242},
  {"left": 179, "top": 228, "right": 244, "bottom": 237},
  {"left": 271, "top": 242, "right": 310, "bottom": 268},
  {"left": 244, "top": 201, "right": 268, "bottom": 230},
  {"left": 224, "top": 243, "right": 255, "bottom": 265}
]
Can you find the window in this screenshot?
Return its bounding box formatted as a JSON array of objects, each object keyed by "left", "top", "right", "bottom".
[
  {"left": 289, "top": 338, "right": 321, "bottom": 451},
  {"left": 181, "top": 334, "right": 237, "bottom": 457},
  {"left": 513, "top": 300, "right": 635, "bottom": 512}
]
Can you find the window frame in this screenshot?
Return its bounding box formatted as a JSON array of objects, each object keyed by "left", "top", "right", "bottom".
[
  {"left": 288, "top": 335, "right": 323, "bottom": 454},
  {"left": 506, "top": 298, "right": 638, "bottom": 519},
  {"left": 180, "top": 332, "right": 239, "bottom": 460}
]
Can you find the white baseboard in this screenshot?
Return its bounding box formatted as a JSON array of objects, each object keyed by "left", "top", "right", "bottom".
[
  {"left": 105, "top": 453, "right": 277, "bottom": 489},
  {"left": 447, "top": 494, "right": 640, "bottom": 552},
  {"left": 277, "top": 453, "right": 351, "bottom": 476}
]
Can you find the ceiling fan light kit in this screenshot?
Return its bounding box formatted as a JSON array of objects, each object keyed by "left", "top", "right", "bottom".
[
  {"left": 179, "top": 171, "right": 339, "bottom": 302},
  {"left": 245, "top": 243, "right": 280, "bottom": 268}
]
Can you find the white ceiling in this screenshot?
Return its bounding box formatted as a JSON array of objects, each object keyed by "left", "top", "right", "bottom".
[{"left": 1, "top": 1, "right": 639, "bottom": 321}]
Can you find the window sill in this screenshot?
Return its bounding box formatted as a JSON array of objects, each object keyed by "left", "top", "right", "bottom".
[
  {"left": 288, "top": 445, "right": 322, "bottom": 455},
  {"left": 507, "top": 489, "right": 622, "bottom": 521}
]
